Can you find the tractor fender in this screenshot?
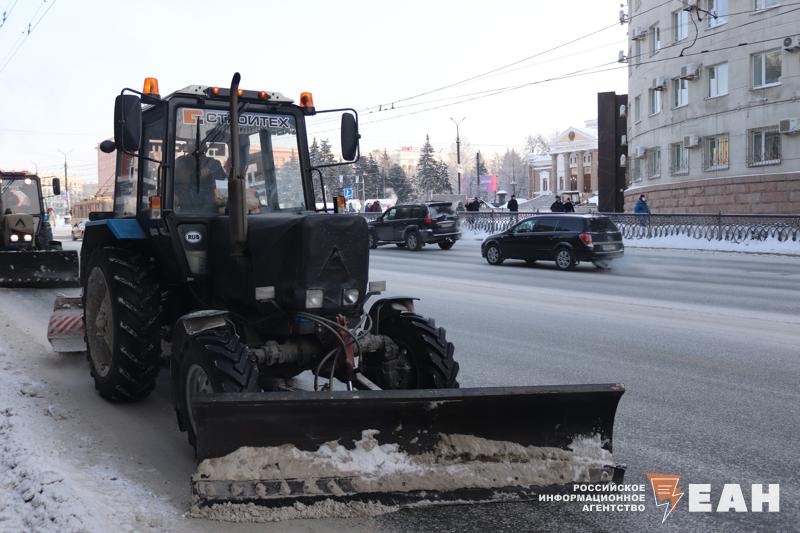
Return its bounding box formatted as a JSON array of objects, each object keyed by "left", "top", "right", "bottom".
[
  {"left": 169, "top": 310, "right": 232, "bottom": 393},
  {"left": 81, "top": 219, "right": 147, "bottom": 284},
  {"left": 368, "top": 297, "right": 419, "bottom": 334}
]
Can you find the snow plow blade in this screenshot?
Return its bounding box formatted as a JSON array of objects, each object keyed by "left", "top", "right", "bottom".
[
  {"left": 191, "top": 384, "right": 625, "bottom": 518},
  {"left": 47, "top": 294, "right": 85, "bottom": 353},
  {"left": 0, "top": 250, "right": 79, "bottom": 288}
]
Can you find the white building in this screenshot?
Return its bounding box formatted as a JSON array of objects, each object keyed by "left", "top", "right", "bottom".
[{"left": 626, "top": 0, "right": 800, "bottom": 213}]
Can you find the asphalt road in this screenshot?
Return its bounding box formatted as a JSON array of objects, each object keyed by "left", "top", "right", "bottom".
[
  {"left": 368, "top": 239, "right": 800, "bottom": 532},
  {"left": 2, "top": 236, "right": 797, "bottom": 532}
]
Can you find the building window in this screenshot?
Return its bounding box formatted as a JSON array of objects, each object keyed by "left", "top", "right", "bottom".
[
  {"left": 754, "top": 0, "right": 780, "bottom": 11},
  {"left": 707, "top": 63, "right": 728, "bottom": 97},
  {"left": 569, "top": 154, "right": 577, "bottom": 165},
  {"left": 672, "top": 78, "right": 688, "bottom": 108},
  {"left": 703, "top": 134, "right": 729, "bottom": 171},
  {"left": 633, "top": 95, "right": 641, "bottom": 122},
  {"left": 673, "top": 9, "right": 689, "bottom": 41},
  {"left": 583, "top": 152, "right": 592, "bottom": 165},
  {"left": 650, "top": 25, "right": 661, "bottom": 54},
  {"left": 648, "top": 88, "right": 661, "bottom": 115},
  {"left": 747, "top": 126, "right": 781, "bottom": 166},
  {"left": 752, "top": 49, "right": 781, "bottom": 88},
  {"left": 669, "top": 142, "right": 689, "bottom": 175},
  {"left": 634, "top": 39, "right": 642, "bottom": 65},
  {"left": 708, "top": 0, "right": 728, "bottom": 27},
  {"left": 645, "top": 148, "right": 661, "bottom": 179}
]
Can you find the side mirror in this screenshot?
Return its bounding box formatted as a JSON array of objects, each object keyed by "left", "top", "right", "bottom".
[
  {"left": 51, "top": 177, "right": 61, "bottom": 196},
  {"left": 114, "top": 94, "right": 142, "bottom": 153},
  {"left": 99, "top": 139, "right": 116, "bottom": 154},
  {"left": 341, "top": 113, "right": 359, "bottom": 161}
]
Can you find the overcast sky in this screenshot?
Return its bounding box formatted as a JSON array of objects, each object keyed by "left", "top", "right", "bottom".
[{"left": 0, "top": 0, "right": 628, "bottom": 182}]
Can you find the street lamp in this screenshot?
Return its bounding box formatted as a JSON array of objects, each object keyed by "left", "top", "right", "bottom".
[
  {"left": 449, "top": 117, "right": 465, "bottom": 195},
  {"left": 57, "top": 148, "right": 73, "bottom": 216}
]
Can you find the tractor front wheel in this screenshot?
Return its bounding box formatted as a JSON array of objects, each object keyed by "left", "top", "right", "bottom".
[
  {"left": 369, "top": 313, "right": 459, "bottom": 389},
  {"left": 174, "top": 323, "right": 259, "bottom": 451}
]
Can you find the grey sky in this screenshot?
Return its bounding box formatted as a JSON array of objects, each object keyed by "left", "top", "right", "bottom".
[{"left": 0, "top": 0, "right": 628, "bottom": 181}]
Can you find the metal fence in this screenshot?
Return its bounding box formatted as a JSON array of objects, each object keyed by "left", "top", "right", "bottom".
[{"left": 360, "top": 211, "right": 800, "bottom": 243}]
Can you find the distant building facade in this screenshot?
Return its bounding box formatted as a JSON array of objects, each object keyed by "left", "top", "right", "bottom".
[
  {"left": 546, "top": 122, "right": 599, "bottom": 196},
  {"left": 626, "top": 0, "right": 800, "bottom": 213}
]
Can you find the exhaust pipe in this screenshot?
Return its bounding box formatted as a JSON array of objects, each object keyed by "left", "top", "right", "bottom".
[{"left": 228, "top": 72, "right": 247, "bottom": 256}]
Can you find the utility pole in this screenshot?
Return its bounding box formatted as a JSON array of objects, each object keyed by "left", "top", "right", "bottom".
[
  {"left": 57, "top": 148, "right": 73, "bottom": 216},
  {"left": 475, "top": 151, "right": 481, "bottom": 200},
  {"left": 450, "top": 117, "right": 465, "bottom": 195}
]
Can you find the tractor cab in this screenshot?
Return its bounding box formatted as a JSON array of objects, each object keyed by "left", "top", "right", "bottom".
[{"left": 91, "top": 75, "right": 365, "bottom": 319}]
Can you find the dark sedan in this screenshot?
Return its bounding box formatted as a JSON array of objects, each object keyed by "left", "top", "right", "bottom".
[{"left": 481, "top": 214, "right": 624, "bottom": 270}]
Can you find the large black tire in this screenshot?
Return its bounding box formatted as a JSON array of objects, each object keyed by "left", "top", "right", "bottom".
[
  {"left": 375, "top": 313, "right": 459, "bottom": 389},
  {"left": 405, "top": 230, "right": 423, "bottom": 251},
  {"left": 174, "top": 324, "right": 259, "bottom": 450},
  {"left": 37, "top": 221, "right": 53, "bottom": 249},
  {"left": 368, "top": 230, "right": 378, "bottom": 249},
  {"left": 83, "top": 247, "right": 162, "bottom": 402},
  {"left": 437, "top": 239, "right": 455, "bottom": 250}
]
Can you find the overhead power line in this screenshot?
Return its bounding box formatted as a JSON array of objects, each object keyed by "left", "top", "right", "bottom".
[{"left": 0, "top": 0, "right": 58, "bottom": 75}]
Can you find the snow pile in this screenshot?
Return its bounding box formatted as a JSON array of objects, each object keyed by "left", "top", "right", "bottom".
[
  {"left": 191, "top": 430, "right": 613, "bottom": 522},
  {"left": 623, "top": 234, "right": 800, "bottom": 255},
  {"left": 0, "top": 404, "right": 93, "bottom": 532}
]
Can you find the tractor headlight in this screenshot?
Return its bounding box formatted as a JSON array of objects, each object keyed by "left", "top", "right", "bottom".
[
  {"left": 305, "top": 289, "right": 324, "bottom": 309},
  {"left": 10, "top": 234, "right": 19, "bottom": 242},
  {"left": 23, "top": 234, "right": 32, "bottom": 242},
  {"left": 342, "top": 288, "right": 360, "bottom": 305}
]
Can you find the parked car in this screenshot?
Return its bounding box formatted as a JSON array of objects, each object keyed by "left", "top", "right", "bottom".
[
  {"left": 368, "top": 202, "right": 461, "bottom": 251},
  {"left": 71, "top": 220, "right": 86, "bottom": 241},
  {"left": 481, "top": 214, "right": 623, "bottom": 270}
]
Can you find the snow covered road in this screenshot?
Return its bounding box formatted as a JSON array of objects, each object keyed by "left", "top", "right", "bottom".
[{"left": 1, "top": 238, "right": 798, "bottom": 532}]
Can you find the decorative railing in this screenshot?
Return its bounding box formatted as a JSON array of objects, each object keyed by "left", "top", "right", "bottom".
[{"left": 359, "top": 211, "right": 800, "bottom": 243}]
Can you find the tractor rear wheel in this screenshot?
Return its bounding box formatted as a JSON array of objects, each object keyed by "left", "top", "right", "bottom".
[
  {"left": 372, "top": 313, "right": 459, "bottom": 389},
  {"left": 83, "top": 247, "right": 162, "bottom": 401},
  {"left": 175, "top": 324, "right": 259, "bottom": 451}
]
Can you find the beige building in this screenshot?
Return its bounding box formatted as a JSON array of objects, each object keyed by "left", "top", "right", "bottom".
[{"left": 547, "top": 123, "right": 599, "bottom": 196}]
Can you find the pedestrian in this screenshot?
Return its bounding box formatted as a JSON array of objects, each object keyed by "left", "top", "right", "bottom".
[
  {"left": 550, "top": 195, "right": 564, "bottom": 213},
  {"left": 634, "top": 194, "right": 650, "bottom": 215},
  {"left": 634, "top": 193, "right": 650, "bottom": 228},
  {"left": 563, "top": 197, "right": 575, "bottom": 213},
  {"left": 507, "top": 195, "right": 518, "bottom": 212},
  {"left": 372, "top": 200, "right": 382, "bottom": 213}
]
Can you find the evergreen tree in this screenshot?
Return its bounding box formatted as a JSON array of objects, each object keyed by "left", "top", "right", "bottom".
[
  {"left": 387, "top": 164, "right": 413, "bottom": 202},
  {"left": 416, "top": 134, "right": 439, "bottom": 198},
  {"left": 433, "top": 160, "right": 452, "bottom": 194}
]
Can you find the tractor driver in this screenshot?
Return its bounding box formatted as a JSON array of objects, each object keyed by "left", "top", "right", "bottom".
[{"left": 173, "top": 141, "right": 227, "bottom": 213}]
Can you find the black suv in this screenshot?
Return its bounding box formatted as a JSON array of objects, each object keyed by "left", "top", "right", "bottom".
[
  {"left": 368, "top": 202, "right": 461, "bottom": 251},
  {"left": 481, "top": 214, "right": 623, "bottom": 270}
]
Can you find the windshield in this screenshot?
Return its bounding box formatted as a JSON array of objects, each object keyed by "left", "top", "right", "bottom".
[
  {"left": 0, "top": 177, "right": 41, "bottom": 214},
  {"left": 174, "top": 107, "right": 305, "bottom": 214}
]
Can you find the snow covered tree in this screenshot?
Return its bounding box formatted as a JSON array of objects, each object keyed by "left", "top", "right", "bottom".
[
  {"left": 416, "top": 135, "right": 442, "bottom": 198},
  {"left": 525, "top": 133, "right": 550, "bottom": 156}
]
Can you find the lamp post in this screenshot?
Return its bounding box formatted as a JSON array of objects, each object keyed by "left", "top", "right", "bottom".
[
  {"left": 450, "top": 117, "right": 465, "bottom": 195},
  {"left": 57, "top": 148, "right": 73, "bottom": 216}
]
